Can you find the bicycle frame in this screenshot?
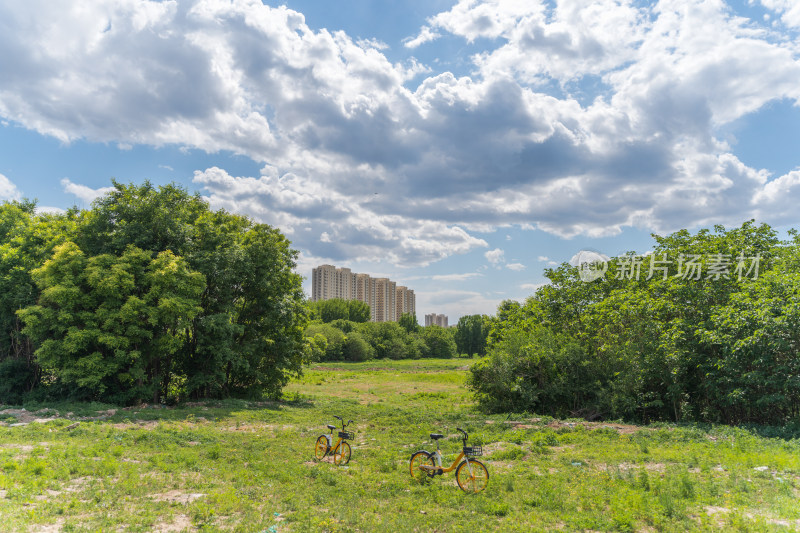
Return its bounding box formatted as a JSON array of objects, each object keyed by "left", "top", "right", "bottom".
[
  {"left": 327, "top": 434, "right": 345, "bottom": 454},
  {"left": 421, "top": 439, "right": 474, "bottom": 476}
]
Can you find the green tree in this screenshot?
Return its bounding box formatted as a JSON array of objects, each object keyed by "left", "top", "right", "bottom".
[
  {"left": 398, "top": 312, "right": 419, "bottom": 333},
  {"left": 347, "top": 300, "right": 371, "bottom": 323},
  {"left": 0, "top": 201, "right": 79, "bottom": 403},
  {"left": 358, "top": 321, "right": 417, "bottom": 359},
  {"left": 471, "top": 221, "right": 792, "bottom": 424},
  {"left": 312, "top": 299, "right": 350, "bottom": 323},
  {"left": 310, "top": 299, "right": 371, "bottom": 323},
  {"left": 420, "top": 325, "right": 457, "bottom": 358},
  {"left": 18, "top": 243, "right": 204, "bottom": 403},
  {"left": 342, "top": 332, "right": 374, "bottom": 361},
  {"left": 23, "top": 181, "right": 309, "bottom": 402},
  {"left": 454, "top": 314, "right": 489, "bottom": 357},
  {"left": 304, "top": 323, "right": 346, "bottom": 361}
]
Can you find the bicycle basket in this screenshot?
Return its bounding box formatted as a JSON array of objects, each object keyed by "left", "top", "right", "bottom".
[
  {"left": 339, "top": 431, "right": 355, "bottom": 440},
  {"left": 463, "top": 446, "right": 483, "bottom": 457}
]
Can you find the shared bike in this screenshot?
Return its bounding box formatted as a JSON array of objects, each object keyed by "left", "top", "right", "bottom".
[
  {"left": 313, "top": 415, "right": 354, "bottom": 465},
  {"left": 409, "top": 427, "right": 489, "bottom": 493}
]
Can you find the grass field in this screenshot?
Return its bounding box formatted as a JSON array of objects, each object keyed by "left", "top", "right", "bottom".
[{"left": 1, "top": 359, "right": 800, "bottom": 532}]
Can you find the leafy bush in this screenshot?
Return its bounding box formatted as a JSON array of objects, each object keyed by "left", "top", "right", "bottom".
[
  {"left": 3, "top": 182, "right": 308, "bottom": 404},
  {"left": 304, "top": 324, "right": 346, "bottom": 361},
  {"left": 342, "top": 332, "right": 374, "bottom": 362},
  {"left": 473, "top": 221, "right": 799, "bottom": 425},
  {"left": 419, "top": 326, "right": 456, "bottom": 358}
]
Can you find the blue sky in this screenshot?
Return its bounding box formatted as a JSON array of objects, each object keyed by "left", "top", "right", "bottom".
[{"left": 1, "top": 0, "right": 799, "bottom": 322}]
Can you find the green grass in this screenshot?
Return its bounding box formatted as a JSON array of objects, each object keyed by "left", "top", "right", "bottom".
[{"left": 1, "top": 359, "right": 799, "bottom": 531}]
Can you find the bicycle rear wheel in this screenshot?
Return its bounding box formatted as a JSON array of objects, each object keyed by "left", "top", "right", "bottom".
[
  {"left": 456, "top": 459, "right": 489, "bottom": 493},
  {"left": 314, "top": 435, "right": 329, "bottom": 461},
  {"left": 409, "top": 451, "right": 435, "bottom": 481},
  {"left": 333, "top": 441, "right": 351, "bottom": 465}
]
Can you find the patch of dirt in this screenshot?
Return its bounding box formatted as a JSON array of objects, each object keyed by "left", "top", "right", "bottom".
[
  {"left": 0, "top": 408, "right": 58, "bottom": 425},
  {"left": 614, "top": 462, "right": 667, "bottom": 472},
  {"left": 0, "top": 407, "right": 122, "bottom": 426},
  {"left": 0, "top": 443, "right": 35, "bottom": 453},
  {"left": 700, "top": 505, "right": 800, "bottom": 528},
  {"left": 481, "top": 442, "right": 508, "bottom": 454},
  {"left": 219, "top": 422, "right": 283, "bottom": 432},
  {"left": 28, "top": 518, "right": 65, "bottom": 532},
  {"left": 151, "top": 490, "right": 206, "bottom": 504},
  {"left": 768, "top": 518, "right": 800, "bottom": 528},
  {"left": 110, "top": 420, "right": 159, "bottom": 430},
  {"left": 488, "top": 461, "right": 514, "bottom": 471},
  {"left": 65, "top": 476, "right": 95, "bottom": 492},
  {"left": 152, "top": 514, "right": 195, "bottom": 532},
  {"left": 34, "top": 489, "right": 64, "bottom": 501}
]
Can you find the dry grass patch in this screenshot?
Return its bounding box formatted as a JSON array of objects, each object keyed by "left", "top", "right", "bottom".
[
  {"left": 151, "top": 490, "right": 206, "bottom": 504},
  {"left": 152, "top": 514, "right": 195, "bottom": 532}
]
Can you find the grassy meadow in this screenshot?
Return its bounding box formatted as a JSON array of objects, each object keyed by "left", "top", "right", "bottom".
[{"left": 1, "top": 359, "right": 799, "bottom": 532}]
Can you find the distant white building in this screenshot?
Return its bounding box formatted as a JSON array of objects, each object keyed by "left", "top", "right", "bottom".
[
  {"left": 425, "top": 313, "right": 448, "bottom": 328},
  {"left": 311, "top": 264, "right": 415, "bottom": 322}
]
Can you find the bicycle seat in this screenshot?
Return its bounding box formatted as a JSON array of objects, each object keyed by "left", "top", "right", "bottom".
[
  {"left": 327, "top": 425, "right": 336, "bottom": 431},
  {"left": 430, "top": 433, "right": 444, "bottom": 440}
]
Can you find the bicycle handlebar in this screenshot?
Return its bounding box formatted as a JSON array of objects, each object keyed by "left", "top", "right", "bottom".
[{"left": 331, "top": 415, "right": 354, "bottom": 429}]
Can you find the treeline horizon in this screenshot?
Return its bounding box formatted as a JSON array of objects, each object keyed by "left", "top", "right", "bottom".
[{"left": 304, "top": 298, "right": 490, "bottom": 361}]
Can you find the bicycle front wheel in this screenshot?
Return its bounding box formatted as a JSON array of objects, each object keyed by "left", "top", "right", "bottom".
[
  {"left": 409, "top": 451, "right": 435, "bottom": 481},
  {"left": 333, "top": 441, "right": 351, "bottom": 465},
  {"left": 456, "top": 459, "right": 489, "bottom": 493},
  {"left": 314, "top": 435, "right": 329, "bottom": 461}
]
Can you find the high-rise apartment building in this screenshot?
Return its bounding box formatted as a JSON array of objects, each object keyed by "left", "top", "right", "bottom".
[
  {"left": 425, "top": 313, "right": 448, "bottom": 327},
  {"left": 395, "top": 286, "right": 415, "bottom": 321},
  {"left": 311, "top": 264, "right": 415, "bottom": 323}
]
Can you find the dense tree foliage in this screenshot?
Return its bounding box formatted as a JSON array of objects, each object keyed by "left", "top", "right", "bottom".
[
  {"left": 398, "top": 312, "right": 419, "bottom": 333},
  {"left": 0, "top": 202, "right": 80, "bottom": 403},
  {"left": 309, "top": 298, "right": 370, "bottom": 323},
  {"left": 19, "top": 244, "right": 204, "bottom": 404},
  {"left": 1, "top": 182, "right": 308, "bottom": 404},
  {"left": 419, "top": 325, "right": 457, "bottom": 358},
  {"left": 303, "top": 318, "right": 456, "bottom": 361},
  {"left": 454, "top": 314, "right": 490, "bottom": 356},
  {"left": 470, "top": 222, "right": 799, "bottom": 425}
]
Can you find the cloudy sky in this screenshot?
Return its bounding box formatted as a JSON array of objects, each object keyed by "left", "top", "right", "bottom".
[{"left": 1, "top": 0, "right": 799, "bottom": 322}]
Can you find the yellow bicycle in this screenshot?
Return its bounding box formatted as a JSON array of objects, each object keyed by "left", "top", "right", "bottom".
[
  {"left": 409, "top": 427, "right": 489, "bottom": 493},
  {"left": 313, "top": 415, "right": 354, "bottom": 465}
]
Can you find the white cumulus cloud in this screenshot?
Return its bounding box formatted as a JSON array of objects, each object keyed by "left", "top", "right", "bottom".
[
  {"left": 61, "top": 178, "right": 115, "bottom": 204},
  {"left": 485, "top": 248, "right": 505, "bottom": 265},
  {"left": 0, "top": 0, "right": 798, "bottom": 266},
  {"left": 0, "top": 173, "right": 21, "bottom": 201}
]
